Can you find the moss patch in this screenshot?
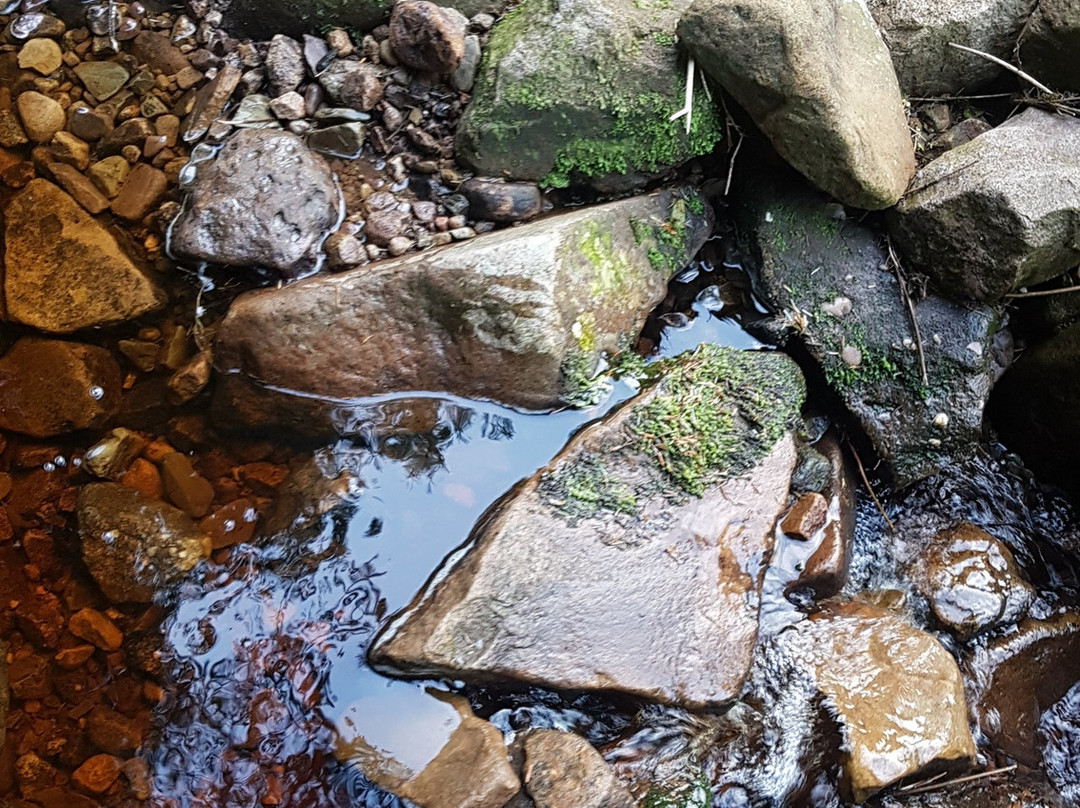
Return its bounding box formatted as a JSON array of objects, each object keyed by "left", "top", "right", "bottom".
[{"left": 539, "top": 455, "right": 638, "bottom": 520}]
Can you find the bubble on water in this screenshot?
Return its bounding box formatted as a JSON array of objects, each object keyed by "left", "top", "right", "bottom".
[
  {"left": 102, "top": 530, "right": 118, "bottom": 544},
  {"left": 42, "top": 462, "right": 55, "bottom": 472},
  {"left": 71, "top": 457, "right": 82, "bottom": 467},
  {"left": 223, "top": 519, "right": 236, "bottom": 532},
  {"left": 88, "top": 385, "right": 105, "bottom": 400},
  {"left": 53, "top": 455, "right": 66, "bottom": 467},
  {"left": 695, "top": 284, "right": 724, "bottom": 312}
]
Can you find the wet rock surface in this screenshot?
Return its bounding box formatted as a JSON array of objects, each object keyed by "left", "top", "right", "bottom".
[
  {"left": 523, "top": 730, "right": 633, "bottom": 808},
  {"left": 169, "top": 129, "right": 340, "bottom": 276},
  {"left": 890, "top": 109, "right": 1080, "bottom": 303},
  {"left": 3, "top": 179, "right": 165, "bottom": 333},
  {"left": 214, "top": 188, "right": 711, "bottom": 422},
  {"left": 680, "top": 0, "right": 914, "bottom": 209},
  {"left": 371, "top": 346, "right": 804, "bottom": 706}
]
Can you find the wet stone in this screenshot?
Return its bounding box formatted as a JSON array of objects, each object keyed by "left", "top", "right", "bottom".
[
  {"left": 77, "top": 482, "right": 211, "bottom": 602},
  {"left": 15, "top": 751, "right": 57, "bottom": 794},
  {"left": 523, "top": 730, "right": 634, "bottom": 808},
  {"left": 266, "top": 34, "right": 304, "bottom": 97},
  {"left": 0, "top": 338, "right": 120, "bottom": 438},
  {"left": 15, "top": 590, "right": 65, "bottom": 648},
  {"left": 50, "top": 131, "right": 90, "bottom": 170},
  {"left": 67, "top": 106, "right": 110, "bottom": 142},
  {"left": 364, "top": 206, "right": 409, "bottom": 246},
  {"left": 8, "top": 654, "right": 51, "bottom": 700},
  {"left": 305, "top": 121, "right": 364, "bottom": 157},
  {"left": 131, "top": 30, "right": 192, "bottom": 75},
  {"left": 86, "top": 705, "right": 143, "bottom": 756},
  {"left": 46, "top": 163, "right": 109, "bottom": 214},
  {"left": 16, "top": 90, "right": 64, "bottom": 142},
  {"left": 54, "top": 645, "right": 95, "bottom": 671},
  {"left": 461, "top": 178, "right": 542, "bottom": 222},
  {"left": 88, "top": 154, "right": 129, "bottom": 197},
  {"left": 110, "top": 162, "right": 167, "bottom": 221},
  {"left": 199, "top": 497, "right": 259, "bottom": 549},
  {"left": 269, "top": 90, "right": 305, "bottom": 120},
  {"left": 317, "top": 59, "right": 384, "bottom": 111},
  {"left": 0, "top": 109, "right": 30, "bottom": 147},
  {"left": 780, "top": 492, "right": 828, "bottom": 540},
  {"left": 68, "top": 607, "right": 123, "bottom": 651},
  {"left": 17, "top": 37, "right": 62, "bottom": 74},
  {"left": 160, "top": 452, "right": 215, "bottom": 518},
  {"left": 120, "top": 457, "right": 164, "bottom": 500},
  {"left": 913, "top": 522, "right": 1034, "bottom": 637},
  {"left": 73, "top": 60, "right": 129, "bottom": 101},
  {"left": 450, "top": 32, "right": 480, "bottom": 91},
  {"left": 71, "top": 754, "right": 122, "bottom": 796},
  {"left": 8, "top": 13, "right": 65, "bottom": 40},
  {"left": 166, "top": 351, "right": 211, "bottom": 404},
  {"left": 390, "top": 0, "right": 467, "bottom": 73},
  {"left": 97, "top": 117, "right": 154, "bottom": 155},
  {"left": 182, "top": 63, "right": 240, "bottom": 141}
]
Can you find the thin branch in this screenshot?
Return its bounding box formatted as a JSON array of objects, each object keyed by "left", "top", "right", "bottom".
[
  {"left": 907, "top": 93, "right": 1015, "bottom": 102},
  {"left": 886, "top": 238, "right": 928, "bottom": 387},
  {"left": 1005, "top": 284, "right": 1080, "bottom": 299},
  {"left": 948, "top": 43, "right": 1055, "bottom": 95},
  {"left": 669, "top": 57, "right": 696, "bottom": 135},
  {"left": 899, "top": 765, "right": 1017, "bottom": 795},
  {"left": 724, "top": 130, "right": 744, "bottom": 196},
  {"left": 847, "top": 440, "right": 894, "bottom": 531}
]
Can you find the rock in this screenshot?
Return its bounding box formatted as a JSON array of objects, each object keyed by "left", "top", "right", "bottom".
[
  {"left": 46, "top": 162, "right": 109, "bottom": 214},
  {"left": 87, "top": 154, "right": 129, "bottom": 197},
  {"left": 167, "top": 351, "right": 212, "bottom": 404},
  {"left": 450, "top": 33, "right": 481, "bottom": 92},
  {"left": 912, "top": 523, "right": 1033, "bottom": 637},
  {"left": 73, "top": 60, "right": 129, "bottom": 101},
  {"left": 737, "top": 168, "right": 1003, "bottom": 487},
  {"left": 364, "top": 207, "right": 409, "bottom": 246},
  {"left": 84, "top": 428, "right": 145, "bottom": 480},
  {"left": 0, "top": 109, "right": 29, "bottom": 147},
  {"left": 772, "top": 600, "right": 976, "bottom": 802},
  {"left": 68, "top": 106, "right": 111, "bottom": 142},
  {"left": 7, "top": 12, "right": 65, "bottom": 39},
  {"left": 970, "top": 613, "right": 1080, "bottom": 767},
  {"left": 0, "top": 338, "right": 120, "bottom": 438},
  {"left": 390, "top": 1, "right": 467, "bottom": 73},
  {"left": 523, "top": 731, "right": 634, "bottom": 808},
  {"left": 869, "top": 0, "right": 1037, "bottom": 96},
  {"left": 86, "top": 705, "right": 143, "bottom": 756},
  {"left": 780, "top": 492, "right": 828, "bottom": 540},
  {"left": 1019, "top": 0, "right": 1080, "bottom": 91},
  {"left": 214, "top": 188, "right": 712, "bottom": 428},
  {"left": 16, "top": 90, "right": 65, "bottom": 142},
  {"left": 890, "top": 108, "right": 1080, "bottom": 302},
  {"left": 335, "top": 689, "right": 520, "bottom": 808},
  {"left": 317, "top": 59, "right": 384, "bottom": 111},
  {"left": 131, "top": 30, "right": 192, "bottom": 75},
  {"left": 462, "top": 179, "right": 542, "bottom": 222},
  {"left": 77, "top": 482, "right": 211, "bottom": 603},
  {"left": 50, "top": 130, "right": 90, "bottom": 170},
  {"left": 17, "top": 37, "right": 62, "bottom": 74},
  {"left": 680, "top": 0, "right": 914, "bottom": 209},
  {"left": 0, "top": 640, "right": 6, "bottom": 749},
  {"left": 170, "top": 129, "right": 339, "bottom": 276},
  {"left": 269, "top": 90, "right": 306, "bottom": 120},
  {"left": 182, "top": 63, "right": 241, "bottom": 142},
  {"left": 305, "top": 121, "right": 365, "bottom": 157},
  {"left": 200, "top": 498, "right": 260, "bottom": 549},
  {"left": 159, "top": 452, "right": 215, "bottom": 518},
  {"left": 3, "top": 179, "right": 164, "bottom": 332},
  {"left": 370, "top": 346, "right": 804, "bottom": 706},
  {"left": 71, "top": 755, "right": 122, "bottom": 796},
  {"left": 68, "top": 607, "right": 123, "bottom": 651},
  {"left": 97, "top": 117, "right": 155, "bottom": 156},
  {"left": 110, "top": 163, "right": 168, "bottom": 221},
  {"left": 457, "top": 0, "right": 722, "bottom": 189},
  {"left": 9, "top": 654, "right": 51, "bottom": 700},
  {"left": 266, "top": 34, "right": 304, "bottom": 97}
]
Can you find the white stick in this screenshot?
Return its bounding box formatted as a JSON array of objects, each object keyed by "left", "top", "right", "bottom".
[
  {"left": 948, "top": 43, "right": 1055, "bottom": 95},
  {"left": 668, "top": 57, "right": 696, "bottom": 135}
]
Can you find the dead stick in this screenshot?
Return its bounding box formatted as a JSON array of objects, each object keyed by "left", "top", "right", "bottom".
[
  {"left": 901, "top": 765, "right": 1017, "bottom": 795},
  {"left": 887, "top": 239, "right": 928, "bottom": 387},
  {"left": 847, "top": 440, "right": 894, "bottom": 531}
]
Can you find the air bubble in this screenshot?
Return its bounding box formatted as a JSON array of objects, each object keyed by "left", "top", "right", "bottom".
[
  {"left": 88, "top": 385, "right": 105, "bottom": 400},
  {"left": 53, "top": 455, "right": 66, "bottom": 467},
  {"left": 223, "top": 519, "right": 236, "bottom": 531},
  {"left": 42, "top": 462, "right": 55, "bottom": 472},
  {"left": 102, "top": 529, "right": 118, "bottom": 544}
]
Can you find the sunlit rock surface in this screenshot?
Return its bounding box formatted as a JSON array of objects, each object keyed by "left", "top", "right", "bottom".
[
  {"left": 522, "top": 730, "right": 634, "bottom": 808},
  {"left": 214, "top": 188, "right": 712, "bottom": 422},
  {"left": 3, "top": 179, "right": 164, "bottom": 333},
  {"left": 772, "top": 599, "right": 976, "bottom": 802},
  {"left": 370, "top": 346, "right": 804, "bottom": 707}
]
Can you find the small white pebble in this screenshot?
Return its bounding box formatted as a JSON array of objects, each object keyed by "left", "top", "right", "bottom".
[
  {"left": 841, "top": 345, "right": 862, "bottom": 367},
  {"left": 933, "top": 412, "right": 949, "bottom": 430}
]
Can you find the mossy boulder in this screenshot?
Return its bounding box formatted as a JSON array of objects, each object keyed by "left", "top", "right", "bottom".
[
  {"left": 369, "top": 344, "right": 804, "bottom": 707},
  {"left": 736, "top": 167, "right": 1004, "bottom": 488},
  {"left": 214, "top": 187, "right": 712, "bottom": 433},
  {"left": 217, "top": 0, "right": 508, "bottom": 40},
  {"left": 456, "top": 0, "right": 722, "bottom": 189}
]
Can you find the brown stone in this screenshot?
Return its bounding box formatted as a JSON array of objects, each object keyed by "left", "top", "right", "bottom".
[
  {"left": 86, "top": 705, "right": 143, "bottom": 756},
  {"left": 46, "top": 163, "right": 109, "bottom": 214},
  {"left": 54, "top": 644, "right": 95, "bottom": 671},
  {"left": 119, "top": 457, "right": 164, "bottom": 500},
  {"left": 780, "top": 492, "right": 828, "bottom": 540},
  {"left": 16, "top": 90, "right": 65, "bottom": 142},
  {"left": 8, "top": 653, "right": 52, "bottom": 700},
  {"left": 199, "top": 498, "right": 260, "bottom": 549},
  {"left": 110, "top": 163, "right": 168, "bottom": 221},
  {"left": 0, "top": 109, "right": 30, "bottom": 148},
  {"left": 15, "top": 590, "right": 65, "bottom": 648},
  {"left": 236, "top": 462, "right": 289, "bottom": 495},
  {"left": 17, "top": 38, "right": 62, "bottom": 75},
  {"left": 49, "top": 130, "right": 89, "bottom": 170},
  {"left": 182, "top": 64, "right": 240, "bottom": 142},
  {"left": 131, "top": 31, "right": 192, "bottom": 75},
  {"left": 160, "top": 452, "right": 215, "bottom": 518},
  {"left": 523, "top": 730, "right": 633, "bottom": 808},
  {"left": 97, "top": 117, "right": 154, "bottom": 156},
  {"left": 68, "top": 608, "right": 123, "bottom": 651},
  {"left": 389, "top": 0, "right": 467, "bottom": 73},
  {"left": 22, "top": 529, "right": 56, "bottom": 574},
  {"left": 71, "top": 753, "right": 122, "bottom": 795},
  {"left": 14, "top": 751, "right": 58, "bottom": 794},
  {"left": 166, "top": 351, "right": 211, "bottom": 404}
]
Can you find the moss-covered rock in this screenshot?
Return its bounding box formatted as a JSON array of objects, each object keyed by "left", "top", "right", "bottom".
[{"left": 456, "top": 0, "right": 722, "bottom": 189}]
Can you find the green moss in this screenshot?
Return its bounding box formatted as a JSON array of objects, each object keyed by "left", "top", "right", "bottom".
[
  {"left": 629, "top": 345, "right": 805, "bottom": 496},
  {"left": 652, "top": 30, "right": 675, "bottom": 46},
  {"left": 630, "top": 218, "right": 653, "bottom": 246},
  {"left": 560, "top": 350, "right": 611, "bottom": 408},
  {"left": 539, "top": 455, "right": 638, "bottom": 520},
  {"left": 578, "top": 222, "right": 634, "bottom": 299}
]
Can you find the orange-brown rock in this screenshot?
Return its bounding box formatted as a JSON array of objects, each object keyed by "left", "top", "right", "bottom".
[
  {"left": 68, "top": 608, "right": 123, "bottom": 651},
  {"left": 780, "top": 492, "right": 828, "bottom": 540},
  {"left": 71, "top": 753, "right": 122, "bottom": 795}
]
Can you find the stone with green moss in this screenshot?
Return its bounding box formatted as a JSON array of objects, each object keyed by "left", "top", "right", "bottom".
[
  {"left": 369, "top": 344, "right": 803, "bottom": 707},
  {"left": 456, "top": 0, "right": 722, "bottom": 189},
  {"left": 734, "top": 167, "right": 1003, "bottom": 488}
]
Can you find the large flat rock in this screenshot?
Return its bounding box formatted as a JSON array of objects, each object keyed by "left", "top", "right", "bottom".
[
  {"left": 3, "top": 179, "right": 164, "bottom": 333},
  {"left": 369, "top": 346, "right": 804, "bottom": 707},
  {"left": 214, "top": 188, "right": 712, "bottom": 420}
]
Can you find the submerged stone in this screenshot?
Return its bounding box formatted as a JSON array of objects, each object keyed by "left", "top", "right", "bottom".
[
  {"left": 3, "top": 179, "right": 165, "bottom": 333},
  {"left": 680, "top": 0, "right": 914, "bottom": 209},
  {"left": 456, "top": 0, "right": 722, "bottom": 189},
  {"left": 213, "top": 188, "right": 711, "bottom": 428},
  {"left": 369, "top": 346, "right": 804, "bottom": 707},
  {"left": 523, "top": 730, "right": 634, "bottom": 808},
  {"left": 76, "top": 483, "right": 211, "bottom": 603},
  {"left": 737, "top": 169, "right": 1004, "bottom": 488},
  {"left": 772, "top": 600, "right": 976, "bottom": 802}
]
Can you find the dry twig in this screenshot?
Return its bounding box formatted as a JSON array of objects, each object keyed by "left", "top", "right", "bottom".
[
  {"left": 847, "top": 439, "right": 894, "bottom": 531},
  {"left": 897, "top": 765, "right": 1017, "bottom": 796},
  {"left": 948, "top": 43, "right": 1054, "bottom": 94},
  {"left": 886, "top": 238, "right": 928, "bottom": 387}
]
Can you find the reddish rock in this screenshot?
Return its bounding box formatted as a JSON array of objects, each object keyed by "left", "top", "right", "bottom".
[
  {"left": 131, "top": 31, "right": 193, "bottom": 75},
  {"left": 110, "top": 163, "right": 168, "bottom": 221},
  {"left": 21, "top": 530, "right": 55, "bottom": 574},
  {"left": 71, "top": 753, "right": 122, "bottom": 795},
  {"left": 160, "top": 452, "right": 215, "bottom": 518},
  {"left": 46, "top": 163, "right": 109, "bottom": 214},
  {"left": 780, "top": 492, "right": 828, "bottom": 540},
  {"left": 68, "top": 608, "right": 123, "bottom": 652},
  {"left": 15, "top": 590, "right": 65, "bottom": 649},
  {"left": 199, "top": 498, "right": 259, "bottom": 549},
  {"left": 524, "top": 730, "right": 634, "bottom": 808},
  {"left": 389, "top": 1, "right": 467, "bottom": 73},
  {"left": 8, "top": 653, "right": 52, "bottom": 700},
  {"left": 54, "top": 645, "right": 95, "bottom": 671},
  {"left": 236, "top": 462, "right": 288, "bottom": 495},
  {"left": 119, "top": 457, "right": 163, "bottom": 500},
  {"left": 86, "top": 705, "right": 143, "bottom": 756}
]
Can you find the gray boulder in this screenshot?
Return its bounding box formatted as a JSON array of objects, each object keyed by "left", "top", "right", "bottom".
[
  {"left": 1019, "top": 0, "right": 1080, "bottom": 91},
  {"left": 679, "top": 0, "right": 914, "bottom": 209},
  {"left": 369, "top": 345, "right": 805, "bottom": 707},
  {"left": 890, "top": 109, "right": 1080, "bottom": 302},
  {"left": 456, "top": 0, "right": 722, "bottom": 189},
  {"left": 3, "top": 179, "right": 164, "bottom": 333},
  {"left": 213, "top": 188, "right": 712, "bottom": 423},
  {"left": 169, "top": 129, "right": 340, "bottom": 277},
  {"left": 77, "top": 483, "right": 212, "bottom": 603},
  {"left": 738, "top": 170, "right": 1004, "bottom": 488},
  {"left": 868, "top": 0, "right": 1037, "bottom": 96}
]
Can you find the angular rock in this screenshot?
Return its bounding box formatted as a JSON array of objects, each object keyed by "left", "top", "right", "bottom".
[
  {"left": 16, "top": 90, "right": 65, "bottom": 142},
  {"left": 970, "top": 613, "right": 1080, "bottom": 767},
  {"left": 912, "top": 522, "right": 1034, "bottom": 637},
  {"left": 71, "top": 754, "right": 122, "bottom": 796},
  {"left": 76, "top": 482, "right": 212, "bottom": 603},
  {"left": 3, "top": 179, "right": 164, "bottom": 332},
  {"left": 0, "top": 338, "right": 121, "bottom": 438},
  {"left": 462, "top": 179, "right": 542, "bottom": 223},
  {"left": 370, "top": 346, "right": 804, "bottom": 707},
  {"left": 773, "top": 600, "right": 976, "bottom": 802},
  {"left": 84, "top": 428, "right": 145, "bottom": 481},
  {"left": 390, "top": 1, "right": 467, "bottom": 74},
  {"left": 780, "top": 492, "right": 828, "bottom": 540},
  {"left": 738, "top": 169, "right": 1004, "bottom": 487},
  {"left": 73, "top": 60, "right": 129, "bottom": 101},
  {"left": 680, "top": 0, "right": 914, "bottom": 209},
  {"left": 335, "top": 689, "right": 520, "bottom": 808},
  {"left": 1019, "top": 0, "right": 1080, "bottom": 92},
  {"left": 305, "top": 121, "right": 364, "bottom": 157},
  {"left": 182, "top": 63, "right": 241, "bottom": 142},
  {"left": 46, "top": 162, "right": 109, "bottom": 214},
  {"left": 266, "top": 35, "right": 304, "bottom": 97},
  {"left": 50, "top": 130, "right": 90, "bottom": 171},
  {"left": 131, "top": 30, "right": 192, "bottom": 75},
  {"left": 18, "top": 37, "right": 62, "bottom": 75},
  {"left": 110, "top": 163, "right": 168, "bottom": 221},
  {"left": 891, "top": 109, "right": 1080, "bottom": 302},
  {"left": 214, "top": 188, "right": 711, "bottom": 426},
  {"left": 170, "top": 129, "right": 339, "bottom": 276},
  {"left": 88, "top": 154, "right": 129, "bottom": 197},
  {"left": 457, "top": 0, "right": 722, "bottom": 189},
  {"left": 159, "top": 451, "right": 215, "bottom": 518},
  {"left": 868, "top": 0, "right": 1037, "bottom": 96},
  {"left": 0, "top": 109, "right": 29, "bottom": 148},
  {"left": 317, "top": 59, "right": 384, "bottom": 111},
  {"left": 523, "top": 731, "right": 634, "bottom": 808},
  {"left": 68, "top": 607, "right": 123, "bottom": 651},
  {"left": 450, "top": 33, "right": 481, "bottom": 92},
  {"left": 97, "top": 117, "right": 154, "bottom": 156}
]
